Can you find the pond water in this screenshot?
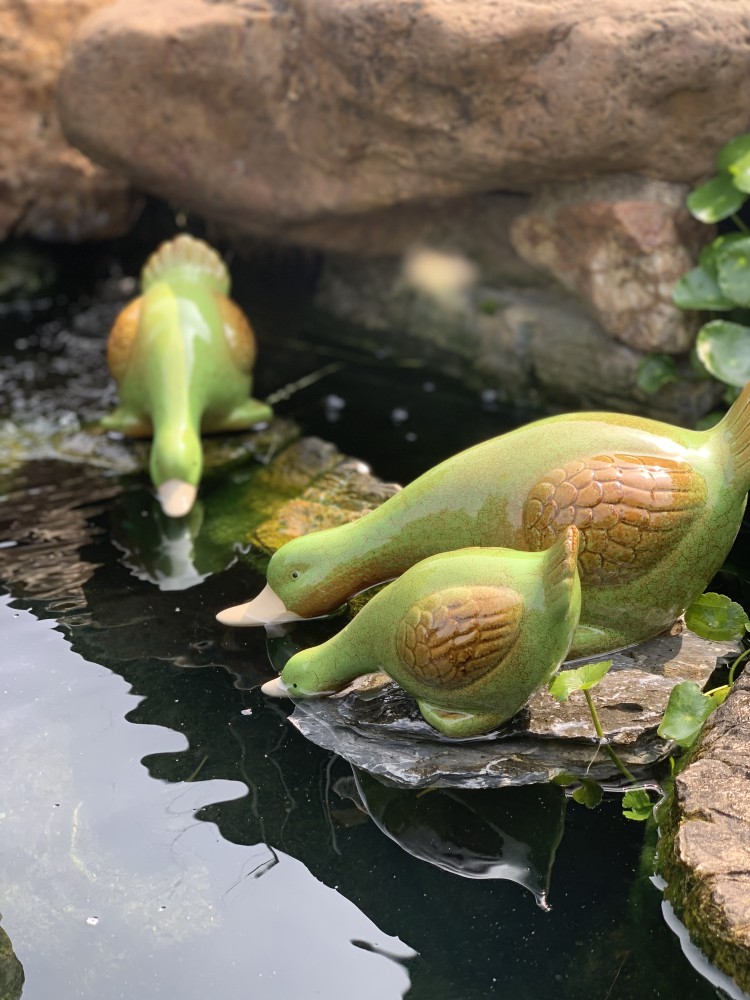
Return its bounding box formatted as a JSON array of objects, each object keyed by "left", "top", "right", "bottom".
[{"left": 0, "top": 231, "right": 743, "bottom": 999}]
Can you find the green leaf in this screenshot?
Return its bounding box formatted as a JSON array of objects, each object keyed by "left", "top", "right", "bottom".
[
  {"left": 687, "top": 175, "right": 747, "bottom": 223},
  {"left": 622, "top": 789, "right": 653, "bottom": 822},
  {"left": 658, "top": 681, "right": 716, "bottom": 748},
  {"left": 729, "top": 149, "right": 750, "bottom": 194},
  {"left": 672, "top": 265, "right": 734, "bottom": 311},
  {"left": 685, "top": 591, "right": 750, "bottom": 640},
  {"left": 716, "top": 134, "right": 750, "bottom": 173},
  {"left": 636, "top": 354, "right": 677, "bottom": 394},
  {"left": 715, "top": 236, "right": 750, "bottom": 306},
  {"left": 548, "top": 660, "right": 613, "bottom": 702},
  {"left": 571, "top": 778, "right": 603, "bottom": 809},
  {"left": 552, "top": 771, "right": 581, "bottom": 787},
  {"left": 695, "top": 320, "right": 750, "bottom": 387}
]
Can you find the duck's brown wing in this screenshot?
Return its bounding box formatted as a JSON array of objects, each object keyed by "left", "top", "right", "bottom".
[
  {"left": 522, "top": 454, "right": 707, "bottom": 585},
  {"left": 215, "top": 296, "right": 257, "bottom": 374},
  {"left": 396, "top": 586, "right": 522, "bottom": 690}
]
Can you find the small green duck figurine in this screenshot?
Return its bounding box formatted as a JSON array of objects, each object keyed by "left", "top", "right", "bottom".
[
  {"left": 218, "top": 381, "right": 750, "bottom": 658},
  {"left": 102, "top": 235, "right": 272, "bottom": 517},
  {"left": 263, "top": 527, "right": 581, "bottom": 738}
]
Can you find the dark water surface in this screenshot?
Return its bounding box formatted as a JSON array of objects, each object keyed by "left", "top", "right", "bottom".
[{"left": 0, "top": 236, "right": 742, "bottom": 999}]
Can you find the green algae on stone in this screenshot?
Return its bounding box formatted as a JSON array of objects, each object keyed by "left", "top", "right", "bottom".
[{"left": 657, "top": 666, "right": 750, "bottom": 995}]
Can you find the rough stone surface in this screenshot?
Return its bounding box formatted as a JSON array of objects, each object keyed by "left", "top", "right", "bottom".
[
  {"left": 314, "top": 258, "right": 725, "bottom": 423},
  {"left": 659, "top": 668, "right": 750, "bottom": 995},
  {"left": 58, "top": 0, "right": 750, "bottom": 248},
  {"left": 287, "top": 627, "right": 737, "bottom": 789},
  {"left": 0, "top": 0, "right": 137, "bottom": 242},
  {"left": 509, "top": 175, "right": 707, "bottom": 354}
]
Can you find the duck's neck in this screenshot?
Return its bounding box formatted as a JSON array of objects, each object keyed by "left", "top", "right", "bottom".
[{"left": 321, "top": 495, "right": 472, "bottom": 605}]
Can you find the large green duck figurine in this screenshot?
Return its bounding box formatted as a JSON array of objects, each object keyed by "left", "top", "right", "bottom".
[
  {"left": 102, "top": 234, "right": 272, "bottom": 517},
  {"left": 263, "top": 527, "right": 581, "bottom": 738},
  {"left": 218, "top": 380, "right": 750, "bottom": 658}
]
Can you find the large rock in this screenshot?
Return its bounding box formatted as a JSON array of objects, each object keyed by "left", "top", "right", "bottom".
[
  {"left": 58, "top": 0, "right": 750, "bottom": 247},
  {"left": 659, "top": 668, "right": 750, "bottom": 994},
  {"left": 510, "top": 176, "right": 707, "bottom": 354},
  {"left": 0, "top": 0, "right": 137, "bottom": 242}
]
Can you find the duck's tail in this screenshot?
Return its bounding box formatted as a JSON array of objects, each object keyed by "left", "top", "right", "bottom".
[
  {"left": 141, "top": 234, "right": 230, "bottom": 296},
  {"left": 543, "top": 525, "right": 580, "bottom": 604},
  {"left": 717, "top": 380, "right": 750, "bottom": 491}
]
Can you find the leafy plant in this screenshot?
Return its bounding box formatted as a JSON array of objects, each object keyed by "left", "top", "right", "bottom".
[
  {"left": 668, "top": 134, "right": 750, "bottom": 392},
  {"left": 548, "top": 660, "right": 655, "bottom": 820},
  {"left": 658, "top": 592, "right": 750, "bottom": 749}
]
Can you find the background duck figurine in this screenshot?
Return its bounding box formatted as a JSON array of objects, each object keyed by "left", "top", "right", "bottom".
[
  {"left": 262, "top": 527, "right": 581, "bottom": 739},
  {"left": 218, "top": 381, "right": 750, "bottom": 658},
  {"left": 102, "top": 234, "right": 272, "bottom": 517}
]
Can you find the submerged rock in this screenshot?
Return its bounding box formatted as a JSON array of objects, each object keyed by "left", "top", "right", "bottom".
[
  {"left": 287, "top": 627, "right": 737, "bottom": 789},
  {"left": 658, "top": 667, "right": 750, "bottom": 995}
]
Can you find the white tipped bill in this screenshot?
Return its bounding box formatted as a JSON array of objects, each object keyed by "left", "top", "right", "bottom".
[
  {"left": 157, "top": 479, "right": 198, "bottom": 518},
  {"left": 260, "top": 677, "right": 291, "bottom": 698},
  {"left": 216, "top": 584, "right": 304, "bottom": 627}
]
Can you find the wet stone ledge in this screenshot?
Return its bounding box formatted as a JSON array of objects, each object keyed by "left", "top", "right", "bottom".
[
  {"left": 286, "top": 627, "right": 737, "bottom": 790},
  {"left": 658, "top": 667, "right": 750, "bottom": 995}
]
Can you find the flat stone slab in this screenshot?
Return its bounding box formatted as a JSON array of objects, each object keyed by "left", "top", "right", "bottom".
[
  {"left": 288, "top": 626, "right": 738, "bottom": 788},
  {"left": 659, "top": 667, "right": 750, "bottom": 995}
]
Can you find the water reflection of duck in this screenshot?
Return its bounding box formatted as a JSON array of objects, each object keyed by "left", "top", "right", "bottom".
[
  {"left": 344, "top": 770, "right": 567, "bottom": 910},
  {"left": 220, "top": 382, "right": 750, "bottom": 658},
  {"left": 266, "top": 529, "right": 580, "bottom": 737},
  {"left": 102, "top": 235, "right": 272, "bottom": 518}
]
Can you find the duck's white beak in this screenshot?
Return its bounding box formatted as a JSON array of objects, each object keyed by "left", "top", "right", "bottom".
[
  {"left": 216, "top": 584, "right": 304, "bottom": 627},
  {"left": 260, "top": 677, "right": 291, "bottom": 698},
  {"left": 157, "top": 479, "right": 198, "bottom": 518}
]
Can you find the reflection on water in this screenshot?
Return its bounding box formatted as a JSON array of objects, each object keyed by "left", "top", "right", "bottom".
[
  {"left": 349, "top": 774, "right": 567, "bottom": 909},
  {"left": 0, "top": 454, "right": 733, "bottom": 1000}
]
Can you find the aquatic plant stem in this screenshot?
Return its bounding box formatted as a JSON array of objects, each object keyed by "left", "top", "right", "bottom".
[
  {"left": 728, "top": 645, "right": 750, "bottom": 685},
  {"left": 731, "top": 213, "right": 750, "bottom": 234},
  {"left": 583, "top": 689, "right": 638, "bottom": 783}
]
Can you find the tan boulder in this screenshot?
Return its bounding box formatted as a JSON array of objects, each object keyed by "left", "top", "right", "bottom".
[
  {"left": 659, "top": 668, "right": 750, "bottom": 994},
  {"left": 510, "top": 176, "right": 708, "bottom": 354},
  {"left": 0, "top": 0, "right": 137, "bottom": 242},
  {"left": 58, "top": 0, "right": 750, "bottom": 246}
]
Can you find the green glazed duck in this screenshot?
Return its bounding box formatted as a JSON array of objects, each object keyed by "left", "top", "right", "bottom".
[
  {"left": 218, "top": 381, "right": 750, "bottom": 658},
  {"left": 102, "top": 235, "right": 272, "bottom": 517},
  {"left": 263, "top": 528, "right": 581, "bottom": 738}
]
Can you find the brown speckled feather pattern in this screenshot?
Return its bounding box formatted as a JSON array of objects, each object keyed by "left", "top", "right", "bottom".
[
  {"left": 106, "top": 297, "right": 142, "bottom": 382},
  {"left": 522, "top": 454, "right": 707, "bottom": 585},
  {"left": 216, "top": 296, "right": 256, "bottom": 374},
  {"left": 396, "top": 585, "right": 522, "bottom": 689}
]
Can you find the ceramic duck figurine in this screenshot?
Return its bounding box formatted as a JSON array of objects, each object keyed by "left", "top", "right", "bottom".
[
  {"left": 102, "top": 235, "right": 272, "bottom": 517},
  {"left": 262, "top": 528, "right": 581, "bottom": 738},
  {"left": 218, "top": 381, "right": 750, "bottom": 658}
]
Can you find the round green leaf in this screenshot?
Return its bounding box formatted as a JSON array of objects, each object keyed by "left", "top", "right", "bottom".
[
  {"left": 715, "top": 236, "right": 750, "bottom": 306},
  {"left": 672, "top": 265, "right": 733, "bottom": 311},
  {"left": 695, "top": 320, "right": 750, "bottom": 387},
  {"left": 657, "top": 681, "right": 715, "bottom": 748},
  {"left": 622, "top": 789, "right": 653, "bottom": 822},
  {"left": 571, "top": 778, "right": 603, "bottom": 809},
  {"left": 687, "top": 175, "right": 747, "bottom": 223},
  {"left": 685, "top": 591, "right": 750, "bottom": 641},
  {"left": 548, "top": 660, "right": 612, "bottom": 702},
  {"left": 716, "top": 134, "right": 750, "bottom": 173},
  {"left": 729, "top": 149, "right": 750, "bottom": 194},
  {"left": 636, "top": 355, "right": 677, "bottom": 394}
]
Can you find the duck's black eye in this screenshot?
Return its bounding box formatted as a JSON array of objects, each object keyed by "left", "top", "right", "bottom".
[{"left": 291, "top": 570, "right": 300, "bottom": 580}]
